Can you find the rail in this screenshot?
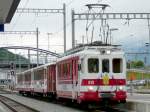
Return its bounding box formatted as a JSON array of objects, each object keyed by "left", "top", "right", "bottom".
[{"left": 0, "top": 95, "right": 39, "bottom": 112}]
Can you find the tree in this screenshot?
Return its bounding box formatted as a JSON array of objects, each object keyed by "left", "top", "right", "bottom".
[{"left": 130, "top": 60, "right": 144, "bottom": 68}]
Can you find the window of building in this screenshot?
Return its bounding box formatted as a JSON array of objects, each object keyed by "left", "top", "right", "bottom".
[
  {"left": 102, "top": 59, "right": 109, "bottom": 73},
  {"left": 88, "top": 58, "right": 99, "bottom": 73},
  {"left": 113, "top": 58, "right": 123, "bottom": 73}
]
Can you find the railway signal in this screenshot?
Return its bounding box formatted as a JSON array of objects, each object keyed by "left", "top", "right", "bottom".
[{"left": 10, "top": 62, "right": 15, "bottom": 70}]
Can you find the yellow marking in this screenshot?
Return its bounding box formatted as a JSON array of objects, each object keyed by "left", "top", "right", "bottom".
[{"left": 102, "top": 74, "right": 109, "bottom": 85}]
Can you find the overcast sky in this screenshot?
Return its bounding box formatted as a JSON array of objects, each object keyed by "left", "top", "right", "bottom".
[{"left": 2, "top": 0, "right": 150, "bottom": 53}]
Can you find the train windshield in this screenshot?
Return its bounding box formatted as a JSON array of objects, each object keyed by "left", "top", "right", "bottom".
[
  {"left": 113, "top": 58, "right": 123, "bottom": 73},
  {"left": 102, "top": 59, "right": 109, "bottom": 73},
  {"left": 88, "top": 58, "right": 99, "bottom": 73}
]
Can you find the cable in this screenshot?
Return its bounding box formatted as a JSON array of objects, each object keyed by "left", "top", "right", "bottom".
[
  {"left": 97, "top": 0, "right": 103, "bottom": 3},
  {"left": 66, "top": 0, "right": 75, "bottom": 7},
  {"left": 11, "top": 0, "right": 30, "bottom": 30},
  {"left": 91, "top": 24, "right": 95, "bottom": 43},
  {"left": 52, "top": 22, "right": 71, "bottom": 36},
  {"left": 86, "top": 10, "right": 90, "bottom": 44}
]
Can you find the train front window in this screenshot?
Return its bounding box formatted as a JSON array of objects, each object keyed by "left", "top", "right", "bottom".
[
  {"left": 102, "top": 59, "right": 109, "bottom": 73},
  {"left": 88, "top": 58, "right": 99, "bottom": 73},
  {"left": 113, "top": 58, "right": 123, "bottom": 73}
]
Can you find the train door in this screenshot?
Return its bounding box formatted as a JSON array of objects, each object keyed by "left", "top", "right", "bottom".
[
  {"left": 44, "top": 68, "right": 47, "bottom": 92},
  {"left": 47, "top": 66, "right": 50, "bottom": 92},
  {"left": 52, "top": 65, "right": 56, "bottom": 92},
  {"left": 72, "top": 57, "right": 79, "bottom": 99},
  {"left": 47, "top": 65, "right": 56, "bottom": 93}
]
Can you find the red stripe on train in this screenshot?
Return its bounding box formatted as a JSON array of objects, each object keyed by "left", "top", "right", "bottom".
[{"left": 81, "top": 79, "right": 126, "bottom": 86}]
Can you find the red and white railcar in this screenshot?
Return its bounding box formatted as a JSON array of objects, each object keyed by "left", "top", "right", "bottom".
[
  {"left": 16, "top": 69, "right": 32, "bottom": 93},
  {"left": 56, "top": 45, "right": 127, "bottom": 103},
  {"left": 16, "top": 62, "right": 56, "bottom": 96}
]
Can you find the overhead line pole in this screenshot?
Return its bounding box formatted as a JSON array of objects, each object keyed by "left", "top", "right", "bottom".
[
  {"left": 63, "top": 4, "right": 66, "bottom": 52},
  {"left": 16, "top": 4, "right": 67, "bottom": 52},
  {"left": 36, "top": 28, "right": 39, "bottom": 67},
  {"left": 72, "top": 10, "right": 75, "bottom": 48},
  {"left": 148, "top": 19, "right": 150, "bottom": 44}
]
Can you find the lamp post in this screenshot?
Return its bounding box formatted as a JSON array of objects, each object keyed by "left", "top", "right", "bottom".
[
  {"left": 145, "top": 43, "right": 150, "bottom": 66},
  {"left": 109, "top": 28, "right": 118, "bottom": 45},
  {"left": 145, "top": 43, "right": 150, "bottom": 88}
]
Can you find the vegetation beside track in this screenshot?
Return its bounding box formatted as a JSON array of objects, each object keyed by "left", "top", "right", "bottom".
[{"left": 127, "top": 71, "right": 150, "bottom": 81}]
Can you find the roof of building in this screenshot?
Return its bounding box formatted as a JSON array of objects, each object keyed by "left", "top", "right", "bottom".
[{"left": 0, "top": 0, "right": 20, "bottom": 24}]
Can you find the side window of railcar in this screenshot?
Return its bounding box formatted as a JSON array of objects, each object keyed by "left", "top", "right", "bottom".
[
  {"left": 80, "top": 58, "right": 84, "bottom": 73},
  {"left": 70, "top": 63, "right": 72, "bottom": 77},
  {"left": 113, "top": 58, "right": 123, "bottom": 73},
  {"left": 63, "top": 64, "right": 67, "bottom": 77},
  {"left": 58, "top": 64, "right": 61, "bottom": 78},
  {"left": 67, "top": 63, "right": 71, "bottom": 78},
  {"left": 88, "top": 58, "right": 99, "bottom": 73},
  {"left": 17, "top": 75, "right": 22, "bottom": 84},
  {"left": 34, "top": 69, "right": 44, "bottom": 80},
  {"left": 102, "top": 59, "right": 109, "bottom": 73}
]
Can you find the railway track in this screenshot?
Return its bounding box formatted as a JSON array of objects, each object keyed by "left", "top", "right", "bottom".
[
  {"left": 0, "top": 93, "right": 129, "bottom": 112},
  {"left": 88, "top": 107, "right": 126, "bottom": 112},
  {"left": 19, "top": 94, "right": 128, "bottom": 112},
  {"left": 0, "top": 95, "right": 40, "bottom": 112}
]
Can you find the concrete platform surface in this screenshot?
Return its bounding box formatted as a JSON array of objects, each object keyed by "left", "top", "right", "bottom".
[
  {"left": 127, "top": 93, "right": 150, "bottom": 102},
  {"left": 127, "top": 93, "right": 150, "bottom": 112}
]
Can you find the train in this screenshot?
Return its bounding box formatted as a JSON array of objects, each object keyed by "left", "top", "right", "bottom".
[{"left": 16, "top": 43, "right": 127, "bottom": 105}]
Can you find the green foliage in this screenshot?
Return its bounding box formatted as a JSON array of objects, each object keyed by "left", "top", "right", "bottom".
[
  {"left": 136, "top": 60, "right": 144, "bottom": 67},
  {"left": 127, "top": 60, "right": 144, "bottom": 69}
]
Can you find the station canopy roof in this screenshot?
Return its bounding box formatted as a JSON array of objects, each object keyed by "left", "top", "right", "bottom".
[{"left": 0, "top": 0, "right": 20, "bottom": 24}]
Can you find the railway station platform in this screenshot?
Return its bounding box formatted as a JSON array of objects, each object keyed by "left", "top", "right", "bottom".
[{"left": 126, "top": 93, "right": 150, "bottom": 112}]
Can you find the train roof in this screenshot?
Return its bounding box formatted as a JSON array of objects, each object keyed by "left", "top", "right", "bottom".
[
  {"left": 16, "top": 61, "right": 56, "bottom": 75},
  {"left": 63, "top": 41, "right": 122, "bottom": 57},
  {"left": 33, "top": 61, "right": 56, "bottom": 70}
]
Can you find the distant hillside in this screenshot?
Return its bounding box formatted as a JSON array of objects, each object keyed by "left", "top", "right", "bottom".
[{"left": 0, "top": 48, "right": 29, "bottom": 64}]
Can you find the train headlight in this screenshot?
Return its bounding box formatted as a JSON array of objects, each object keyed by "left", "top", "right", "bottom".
[
  {"left": 106, "top": 50, "right": 111, "bottom": 54},
  {"left": 88, "top": 86, "right": 94, "bottom": 91},
  {"left": 119, "top": 86, "right": 123, "bottom": 90}
]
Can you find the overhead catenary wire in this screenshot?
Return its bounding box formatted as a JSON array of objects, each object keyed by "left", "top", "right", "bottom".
[
  {"left": 66, "top": 0, "right": 75, "bottom": 7},
  {"left": 85, "top": 3, "right": 109, "bottom": 44}
]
